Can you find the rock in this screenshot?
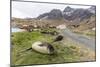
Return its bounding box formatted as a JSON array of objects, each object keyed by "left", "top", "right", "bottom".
[
  {"left": 56, "top": 24, "right": 66, "bottom": 29},
  {"left": 92, "top": 28, "right": 95, "bottom": 31}
]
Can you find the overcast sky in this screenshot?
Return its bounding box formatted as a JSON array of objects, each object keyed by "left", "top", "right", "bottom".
[{"left": 12, "top": 1, "right": 91, "bottom": 18}]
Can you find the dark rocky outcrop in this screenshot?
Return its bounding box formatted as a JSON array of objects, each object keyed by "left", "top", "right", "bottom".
[{"left": 37, "top": 6, "right": 95, "bottom": 21}]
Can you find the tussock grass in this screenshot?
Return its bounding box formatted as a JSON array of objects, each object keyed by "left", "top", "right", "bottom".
[{"left": 11, "top": 31, "right": 95, "bottom": 66}]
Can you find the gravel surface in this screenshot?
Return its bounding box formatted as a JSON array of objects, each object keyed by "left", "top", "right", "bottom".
[{"left": 60, "top": 29, "right": 95, "bottom": 51}]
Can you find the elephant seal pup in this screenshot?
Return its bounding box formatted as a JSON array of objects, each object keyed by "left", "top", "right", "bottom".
[{"left": 32, "top": 41, "right": 55, "bottom": 54}]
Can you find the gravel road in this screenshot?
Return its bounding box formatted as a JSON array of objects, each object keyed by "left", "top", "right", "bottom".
[{"left": 60, "top": 29, "right": 95, "bottom": 51}]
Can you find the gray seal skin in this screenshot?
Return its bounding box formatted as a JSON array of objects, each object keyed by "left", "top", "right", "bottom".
[
  {"left": 53, "top": 35, "right": 63, "bottom": 42},
  {"left": 32, "top": 41, "right": 55, "bottom": 54}
]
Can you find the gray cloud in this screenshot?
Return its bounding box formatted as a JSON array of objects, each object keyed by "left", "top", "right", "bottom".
[{"left": 12, "top": 1, "right": 91, "bottom": 18}]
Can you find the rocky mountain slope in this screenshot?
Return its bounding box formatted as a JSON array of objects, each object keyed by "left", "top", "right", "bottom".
[
  {"left": 37, "top": 6, "right": 95, "bottom": 21},
  {"left": 12, "top": 6, "right": 96, "bottom": 31}
]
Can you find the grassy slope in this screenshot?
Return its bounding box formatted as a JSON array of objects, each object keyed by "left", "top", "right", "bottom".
[{"left": 11, "top": 31, "right": 95, "bottom": 66}]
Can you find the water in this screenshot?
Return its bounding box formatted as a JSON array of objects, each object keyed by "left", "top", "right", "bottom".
[{"left": 12, "top": 28, "right": 25, "bottom": 32}]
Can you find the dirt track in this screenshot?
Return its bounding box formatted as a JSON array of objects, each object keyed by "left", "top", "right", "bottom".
[{"left": 61, "top": 29, "right": 95, "bottom": 51}]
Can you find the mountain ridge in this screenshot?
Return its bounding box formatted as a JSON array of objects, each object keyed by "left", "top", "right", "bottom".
[{"left": 37, "top": 6, "right": 95, "bottom": 21}]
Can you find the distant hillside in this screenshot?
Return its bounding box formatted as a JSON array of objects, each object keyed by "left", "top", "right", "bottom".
[
  {"left": 37, "top": 6, "right": 95, "bottom": 21},
  {"left": 12, "top": 6, "right": 96, "bottom": 31},
  {"left": 37, "top": 9, "right": 63, "bottom": 20}
]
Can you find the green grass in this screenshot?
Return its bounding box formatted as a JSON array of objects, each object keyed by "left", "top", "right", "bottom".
[{"left": 11, "top": 30, "right": 94, "bottom": 66}]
